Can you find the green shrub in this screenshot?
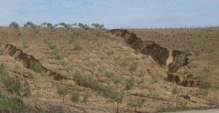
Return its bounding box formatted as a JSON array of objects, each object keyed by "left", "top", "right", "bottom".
[
  {"left": 0, "top": 49, "right": 4, "bottom": 55},
  {"left": 199, "top": 81, "right": 211, "bottom": 89},
  {"left": 129, "top": 63, "right": 138, "bottom": 72},
  {"left": 23, "top": 82, "right": 32, "bottom": 97},
  {"left": 137, "top": 70, "right": 145, "bottom": 77},
  {"left": 56, "top": 53, "right": 64, "bottom": 60},
  {"left": 83, "top": 91, "right": 91, "bottom": 104},
  {"left": 48, "top": 43, "right": 57, "bottom": 50},
  {"left": 30, "top": 61, "right": 43, "bottom": 74},
  {"left": 74, "top": 44, "right": 83, "bottom": 51},
  {"left": 203, "top": 66, "right": 210, "bottom": 73},
  {"left": 70, "top": 91, "right": 80, "bottom": 103},
  {"left": 125, "top": 78, "right": 135, "bottom": 90},
  {"left": 2, "top": 76, "right": 22, "bottom": 96},
  {"left": 0, "top": 94, "right": 29, "bottom": 112},
  {"left": 135, "top": 49, "right": 141, "bottom": 54}
]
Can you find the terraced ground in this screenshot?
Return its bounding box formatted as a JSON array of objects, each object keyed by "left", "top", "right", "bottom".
[{"left": 0, "top": 25, "right": 218, "bottom": 113}]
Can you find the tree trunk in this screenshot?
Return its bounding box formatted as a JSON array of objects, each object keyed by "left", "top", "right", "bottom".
[
  {"left": 63, "top": 95, "right": 64, "bottom": 104},
  {"left": 116, "top": 103, "right": 119, "bottom": 113}
]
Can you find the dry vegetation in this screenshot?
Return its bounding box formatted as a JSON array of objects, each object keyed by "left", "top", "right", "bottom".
[{"left": 0, "top": 22, "right": 218, "bottom": 113}]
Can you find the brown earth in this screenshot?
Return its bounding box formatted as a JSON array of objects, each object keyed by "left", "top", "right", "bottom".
[{"left": 0, "top": 26, "right": 218, "bottom": 113}]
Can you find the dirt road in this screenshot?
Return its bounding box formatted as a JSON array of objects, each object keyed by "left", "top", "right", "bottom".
[{"left": 165, "top": 109, "right": 219, "bottom": 113}]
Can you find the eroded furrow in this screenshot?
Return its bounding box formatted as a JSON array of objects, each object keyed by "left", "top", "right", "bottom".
[
  {"left": 112, "top": 29, "right": 199, "bottom": 87},
  {"left": 4, "top": 44, "right": 66, "bottom": 81}
]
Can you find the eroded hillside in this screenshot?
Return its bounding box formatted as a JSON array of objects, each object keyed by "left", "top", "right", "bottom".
[{"left": 0, "top": 25, "right": 218, "bottom": 113}]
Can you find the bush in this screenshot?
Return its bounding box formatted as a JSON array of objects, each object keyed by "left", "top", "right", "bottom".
[
  {"left": 70, "top": 91, "right": 80, "bottom": 103},
  {"left": 30, "top": 61, "right": 43, "bottom": 74},
  {"left": 83, "top": 91, "right": 91, "bottom": 104},
  {"left": 203, "top": 66, "right": 210, "bottom": 73},
  {"left": 74, "top": 44, "right": 83, "bottom": 51},
  {"left": 199, "top": 81, "right": 211, "bottom": 89},
  {"left": 137, "top": 70, "right": 145, "bottom": 77},
  {"left": 0, "top": 49, "right": 4, "bottom": 55},
  {"left": 125, "top": 78, "right": 135, "bottom": 90},
  {"left": 23, "top": 82, "right": 31, "bottom": 97},
  {"left": 2, "top": 76, "right": 22, "bottom": 96},
  {"left": 129, "top": 63, "right": 138, "bottom": 72},
  {"left": 0, "top": 93, "right": 29, "bottom": 112}
]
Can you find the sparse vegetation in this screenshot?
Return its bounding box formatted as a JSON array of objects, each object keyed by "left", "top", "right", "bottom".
[{"left": 30, "top": 61, "right": 43, "bottom": 74}]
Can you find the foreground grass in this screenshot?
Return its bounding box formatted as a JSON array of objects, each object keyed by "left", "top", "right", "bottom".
[{"left": 157, "top": 106, "right": 219, "bottom": 113}]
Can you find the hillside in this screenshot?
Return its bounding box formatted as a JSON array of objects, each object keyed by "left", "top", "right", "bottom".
[{"left": 0, "top": 24, "right": 218, "bottom": 113}]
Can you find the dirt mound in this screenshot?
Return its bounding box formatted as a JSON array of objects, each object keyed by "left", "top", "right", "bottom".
[{"left": 112, "top": 29, "right": 199, "bottom": 87}]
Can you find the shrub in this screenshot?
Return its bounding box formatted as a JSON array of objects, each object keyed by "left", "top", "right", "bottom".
[
  {"left": 199, "top": 81, "right": 211, "bottom": 89},
  {"left": 125, "top": 78, "right": 135, "bottom": 90},
  {"left": 30, "top": 61, "right": 43, "bottom": 74},
  {"left": 57, "top": 85, "right": 69, "bottom": 103},
  {"left": 137, "top": 70, "right": 145, "bottom": 77},
  {"left": 129, "top": 63, "right": 138, "bottom": 72},
  {"left": 0, "top": 49, "right": 4, "bottom": 55},
  {"left": 83, "top": 91, "right": 91, "bottom": 104},
  {"left": 0, "top": 64, "right": 8, "bottom": 76},
  {"left": 48, "top": 43, "right": 57, "bottom": 50},
  {"left": 56, "top": 53, "right": 64, "bottom": 60},
  {"left": 70, "top": 91, "right": 80, "bottom": 103},
  {"left": 74, "top": 44, "right": 83, "bottom": 51},
  {"left": 203, "top": 66, "right": 210, "bottom": 73},
  {"left": 0, "top": 93, "right": 29, "bottom": 112},
  {"left": 23, "top": 82, "right": 32, "bottom": 97},
  {"left": 135, "top": 49, "right": 141, "bottom": 54},
  {"left": 2, "top": 76, "right": 22, "bottom": 96}
]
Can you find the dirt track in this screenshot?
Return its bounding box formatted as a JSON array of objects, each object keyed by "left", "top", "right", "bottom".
[{"left": 165, "top": 109, "right": 219, "bottom": 113}]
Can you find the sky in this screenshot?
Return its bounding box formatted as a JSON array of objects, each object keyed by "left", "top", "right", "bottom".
[{"left": 0, "top": 0, "right": 219, "bottom": 29}]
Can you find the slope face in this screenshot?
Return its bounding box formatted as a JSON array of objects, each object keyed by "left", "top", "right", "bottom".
[{"left": 0, "top": 27, "right": 218, "bottom": 112}]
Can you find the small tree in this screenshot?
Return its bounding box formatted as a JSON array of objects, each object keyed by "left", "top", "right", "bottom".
[
  {"left": 57, "top": 85, "right": 69, "bottom": 104},
  {"left": 127, "top": 96, "right": 143, "bottom": 112},
  {"left": 9, "top": 22, "right": 19, "bottom": 29}
]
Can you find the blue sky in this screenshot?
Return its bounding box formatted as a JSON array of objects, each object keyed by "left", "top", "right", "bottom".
[{"left": 0, "top": 0, "right": 219, "bottom": 28}]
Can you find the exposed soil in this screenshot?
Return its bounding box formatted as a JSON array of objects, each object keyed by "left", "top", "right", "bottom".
[{"left": 111, "top": 29, "right": 199, "bottom": 87}]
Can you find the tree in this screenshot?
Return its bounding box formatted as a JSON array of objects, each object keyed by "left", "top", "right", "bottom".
[
  {"left": 127, "top": 96, "right": 143, "bottom": 112},
  {"left": 57, "top": 85, "right": 69, "bottom": 104},
  {"left": 91, "top": 23, "right": 104, "bottom": 29},
  {"left": 9, "top": 22, "right": 19, "bottom": 29}
]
